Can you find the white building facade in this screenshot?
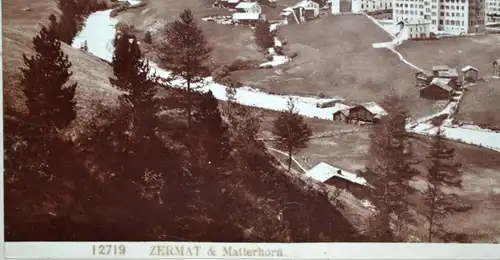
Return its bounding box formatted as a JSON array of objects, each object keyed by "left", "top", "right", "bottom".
[
  {"left": 393, "top": 0, "right": 484, "bottom": 34},
  {"left": 485, "top": 0, "right": 500, "bottom": 22},
  {"left": 351, "top": 0, "right": 393, "bottom": 13}
]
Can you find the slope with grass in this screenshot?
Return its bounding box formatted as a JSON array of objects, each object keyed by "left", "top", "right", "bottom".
[
  {"left": 396, "top": 35, "right": 500, "bottom": 126},
  {"left": 233, "top": 14, "right": 440, "bottom": 119},
  {"left": 115, "top": 0, "right": 266, "bottom": 66},
  {"left": 2, "top": 0, "right": 121, "bottom": 123}
]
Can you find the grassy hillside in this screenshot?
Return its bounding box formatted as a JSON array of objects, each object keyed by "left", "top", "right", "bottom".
[
  {"left": 233, "top": 14, "right": 440, "bottom": 119},
  {"left": 397, "top": 35, "right": 500, "bottom": 126},
  {"left": 3, "top": 0, "right": 368, "bottom": 242},
  {"left": 117, "top": 0, "right": 266, "bottom": 65},
  {"left": 2, "top": 0, "right": 121, "bottom": 121}
]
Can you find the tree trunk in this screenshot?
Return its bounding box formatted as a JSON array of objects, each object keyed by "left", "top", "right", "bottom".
[
  {"left": 288, "top": 147, "right": 292, "bottom": 171},
  {"left": 187, "top": 75, "right": 192, "bottom": 128},
  {"left": 428, "top": 188, "right": 436, "bottom": 242}
]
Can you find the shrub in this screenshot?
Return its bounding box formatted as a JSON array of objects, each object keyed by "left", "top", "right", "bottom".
[
  {"left": 266, "top": 55, "right": 273, "bottom": 61},
  {"left": 317, "top": 92, "right": 325, "bottom": 98},
  {"left": 274, "top": 46, "right": 284, "bottom": 55},
  {"left": 216, "top": 75, "right": 242, "bottom": 88},
  {"left": 143, "top": 31, "right": 152, "bottom": 44},
  {"left": 212, "top": 65, "right": 230, "bottom": 82},
  {"left": 228, "top": 59, "right": 258, "bottom": 71}
]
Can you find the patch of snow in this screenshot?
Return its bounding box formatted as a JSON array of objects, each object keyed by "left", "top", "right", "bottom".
[
  {"left": 260, "top": 55, "right": 290, "bottom": 67},
  {"left": 270, "top": 23, "right": 278, "bottom": 32}
]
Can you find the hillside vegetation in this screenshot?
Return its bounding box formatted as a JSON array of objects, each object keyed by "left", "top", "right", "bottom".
[{"left": 3, "top": 0, "right": 367, "bottom": 242}]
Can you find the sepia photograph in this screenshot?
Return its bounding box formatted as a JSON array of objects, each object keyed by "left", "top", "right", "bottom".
[{"left": 2, "top": 0, "right": 500, "bottom": 254}]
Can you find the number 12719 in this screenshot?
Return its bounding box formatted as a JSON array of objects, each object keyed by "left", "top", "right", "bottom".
[{"left": 92, "top": 244, "right": 126, "bottom": 256}]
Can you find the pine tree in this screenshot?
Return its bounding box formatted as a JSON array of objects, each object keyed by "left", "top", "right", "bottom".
[
  {"left": 192, "top": 90, "right": 230, "bottom": 166},
  {"left": 160, "top": 9, "right": 212, "bottom": 128},
  {"left": 109, "top": 30, "right": 158, "bottom": 136},
  {"left": 254, "top": 20, "right": 274, "bottom": 50},
  {"left": 424, "top": 128, "right": 462, "bottom": 242},
  {"left": 21, "top": 23, "right": 77, "bottom": 134},
  {"left": 57, "top": 0, "right": 79, "bottom": 44},
  {"left": 365, "top": 96, "right": 418, "bottom": 241},
  {"left": 272, "top": 98, "right": 312, "bottom": 171}
]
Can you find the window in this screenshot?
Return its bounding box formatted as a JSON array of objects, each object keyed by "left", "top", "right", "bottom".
[
  {"left": 446, "top": 20, "right": 449, "bottom": 24},
  {"left": 421, "top": 11, "right": 424, "bottom": 14},
  {"left": 432, "top": 11, "right": 437, "bottom": 15},
  {"left": 432, "top": 5, "right": 436, "bottom": 8},
  {"left": 361, "top": 4, "right": 364, "bottom": 8},
  {"left": 432, "top": 19, "right": 437, "bottom": 24},
  {"left": 440, "top": 19, "right": 444, "bottom": 24},
  {"left": 441, "top": 11, "right": 444, "bottom": 15},
  {"left": 462, "top": 20, "right": 465, "bottom": 25},
  {"left": 452, "top": 12, "right": 455, "bottom": 16},
  {"left": 451, "top": 20, "right": 455, "bottom": 24}
]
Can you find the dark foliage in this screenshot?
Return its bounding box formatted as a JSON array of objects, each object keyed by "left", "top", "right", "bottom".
[
  {"left": 254, "top": 20, "right": 274, "bottom": 50},
  {"left": 425, "top": 128, "right": 463, "bottom": 242},
  {"left": 160, "top": 8, "right": 212, "bottom": 128},
  {"left": 55, "top": 0, "right": 108, "bottom": 44},
  {"left": 143, "top": 30, "right": 153, "bottom": 44},
  {"left": 20, "top": 22, "right": 77, "bottom": 134},
  {"left": 364, "top": 96, "right": 419, "bottom": 241},
  {"left": 272, "top": 98, "right": 312, "bottom": 171}
]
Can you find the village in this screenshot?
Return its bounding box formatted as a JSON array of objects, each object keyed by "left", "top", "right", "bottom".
[{"left": 4, "top": 0, "right": 500, "bottom": 246}]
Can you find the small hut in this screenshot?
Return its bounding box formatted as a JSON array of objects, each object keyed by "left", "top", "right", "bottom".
[{"left": 461, "top": 65, "right": 479, "bottom": 82}]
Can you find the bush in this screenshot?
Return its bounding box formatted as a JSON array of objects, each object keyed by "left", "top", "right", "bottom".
[
  {"left": 212, "top": 65, "right": 229, "bottom": 82},
  {"left": 143, "top": 31, "right": 152, "bottom": 44},
  {"left": 274, "top": 46, "right": 284, "bottom": 55},
  {"left": 266, "top": 55, "right": 273, "bottom": 61},
  {"left": 317, "top": 92, "right": 325, "bottom": 98},
  {"left": 215, "top": 75, "right": 242, "bottom": 88},
  {"left": 228, "top": 59, "right": 258, "bottom": 72}
]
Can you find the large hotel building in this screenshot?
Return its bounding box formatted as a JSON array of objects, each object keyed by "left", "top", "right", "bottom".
[{"left": 392, "top": 0, "right": 485, "bottom": 34}]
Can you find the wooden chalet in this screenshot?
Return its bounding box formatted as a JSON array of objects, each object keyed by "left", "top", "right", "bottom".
[
  {"left": 305, "top": 162, "right": 367, "bottom": 194},
  {"left": 420, "top": 77, "right": 454, "bottom": 100},
  {"left": 348, "top": 102, "right": 388, "bottom": 124},
  {"left": 415, "top": 69, "right": 434, "bottom": 86},
  {"left": 461, "top": 65, "right": 479, "bottom": 82}
]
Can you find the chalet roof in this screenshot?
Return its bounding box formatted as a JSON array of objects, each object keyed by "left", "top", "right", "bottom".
[
  {"left": 428, "top": 77, "right": 453, "bottom": 92},
  {"left": 355, "top": 102, "right": 389, "bottom": 116},
  {"left": 437, "top": 68, "right": 458, "bottom": 78},
  {"left": 461, "top": 65, "right": 478, "bottom": 72},
  {"left": 433, "top": 65, "right": 450, "bottom": 71},
  {"left": 306, "top": 162, "right": 367, "bottom": 185},
  {"left": 235, "top": 2, "right": 258, "bottom": 9},
  {"left": 333, "top": 108, "right": 350, "bottom": 116},
  {"left": 232, "top": 12, "right": 260, "bottom": 20},
  {"left": 285, "top": 0, "right": 318, "bottom": 10},
  {"left": 228, "top": 0, "right": 239, "bottom": 3},
  {"left": 416, "top": 69, "right": 433, "bottom": 78}
]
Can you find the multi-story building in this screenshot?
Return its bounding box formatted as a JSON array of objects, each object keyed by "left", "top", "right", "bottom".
[
  {"left": 393, "top": 0, "right": 485, "bottom": 34},
  {"left": 351, "top": 0, "right": 393, "bottom": 13},
  {"left": 485, "top": 0, "right": 500, "bottom": 22}
]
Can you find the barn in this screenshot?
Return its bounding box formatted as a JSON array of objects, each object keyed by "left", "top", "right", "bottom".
[
  {"left": 332, "top": 109, "right": 350, "bottom": 122},
  {"left": 305, "top": 162, "right": 367, "bottom": 194},
  {"left": 461, "top": 65, "right": 479, "bottom": 82},
  {"left": 348, "top": 102, "right": 388, "bottom": 124},
  {"left": 415, "top": 69, "right": 433, "bottom": 87},
  {"left": 420, "top": 77, "right": 454, "bottom": 100}
]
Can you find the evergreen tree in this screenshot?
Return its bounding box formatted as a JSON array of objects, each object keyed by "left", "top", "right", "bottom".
[
  {"left": 192, "top": 90, "right": 230, "bottom": 166},
  {"left": 365, "top": 96, "right": 418, "bottom": 241},
  {"left": 424, "top": 128, "right": 462, "bottom": 242},
  {"left": 109, "top": 30, "right": 158, "bottom": 136},
  {"left": 144, "top": 31, "right": 153, "bottom": 44},
  {"left": 272, "top": 98, "right": 312, "bottom": 171},
  {"left": 160, "top": 9, "right": 212, "bottom": 128},
  {"left": 254, "top": 20, "right": 274, "bottom": 50},
  {"left": 57, "top": 0, "right": 79, "bottom": 44},
  {"left": 21, "top": 23, "right": 77, "bottom": 134}
]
